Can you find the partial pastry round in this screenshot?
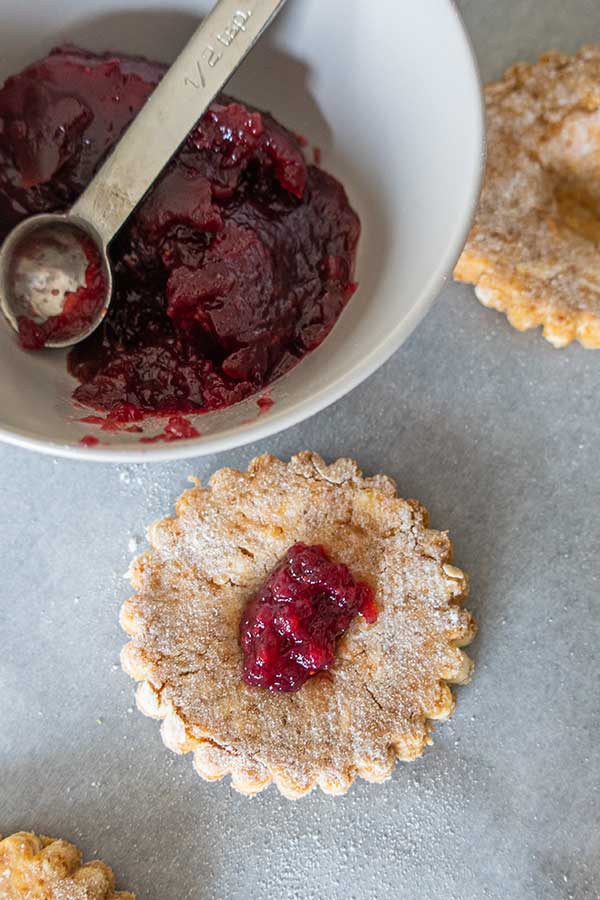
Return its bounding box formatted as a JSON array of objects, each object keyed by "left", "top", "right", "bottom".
[
  {"left": 0, "top": 832, "right": 134, "bottom": 899},
  {"left": 455, "top": 45, "right": 600, "bottom": 348},
  {"left": 121, "top": 452, "right": 476, "bottom": 799}
]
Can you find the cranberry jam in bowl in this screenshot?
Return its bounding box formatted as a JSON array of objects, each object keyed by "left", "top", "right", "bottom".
[{"left": 0, "top": 0, "right": 483, "bottom": 461}]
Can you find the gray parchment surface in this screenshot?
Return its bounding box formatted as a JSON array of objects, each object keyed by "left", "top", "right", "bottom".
[{"left": 1, "top": 2, "right": 599, "bottom": 898}]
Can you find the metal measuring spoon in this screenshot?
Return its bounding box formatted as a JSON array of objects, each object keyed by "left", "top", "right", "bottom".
[{"left": 0, "top": 0, "right": 287, "bottom": 348}]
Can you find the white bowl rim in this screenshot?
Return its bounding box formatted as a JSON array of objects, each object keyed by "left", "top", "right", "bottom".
[{"left": 0, "top": 1, "right": 485, "bottom": 464}]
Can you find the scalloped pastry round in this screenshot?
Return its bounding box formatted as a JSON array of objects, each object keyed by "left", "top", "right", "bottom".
[
  {"left": 0, "top": 832, "right": 134, "bottom": 899},
  {"left": 455, "top": 45, "right": 600, "bottom": 348},
  {"left": 121, "top": 452, "right": 476, "bottom": 799}
]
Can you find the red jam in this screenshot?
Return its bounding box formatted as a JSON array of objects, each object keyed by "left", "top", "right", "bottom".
[
  {"left": 256, "top": 395, "right": 274, "bottom": 414},
  {"left": 240, "top": 543, "right": 377, "bottom": 693},
  {"left": 78, "top": 402, "right": 145, "bottom": 431},
  {"left": 139, "top": 415, "right": 201, "bottom": 443},
  {"left": 0, "top": 46, "right": 360, "bottom": 418},
  {"left": 79, "top": 434, "right": 100, "bottom": 447}
]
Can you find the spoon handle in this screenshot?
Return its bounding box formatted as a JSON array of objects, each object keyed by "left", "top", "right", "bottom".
[{"left": 71, "top": 0, "right": 288, "bottom": 246}]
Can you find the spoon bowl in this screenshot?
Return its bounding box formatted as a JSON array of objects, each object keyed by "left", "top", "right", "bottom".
[{"left": 0, "top": 213, "right": 112, "bottom": 348}]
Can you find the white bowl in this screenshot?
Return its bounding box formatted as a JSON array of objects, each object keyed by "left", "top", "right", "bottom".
[{"left": 0, "top": 0, "right": 484, "bottom": 462}]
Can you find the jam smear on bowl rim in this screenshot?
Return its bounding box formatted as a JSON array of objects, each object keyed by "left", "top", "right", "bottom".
[{"left": 240, "top": 542, "right": 378, "bottom": 693}]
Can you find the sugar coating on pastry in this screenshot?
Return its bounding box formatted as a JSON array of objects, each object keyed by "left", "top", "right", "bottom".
[
  {"left": 121, "top": 452, "right": 476, "bottom": 799},
  {"left": 455, "top": 45, "right": 600, "bottom": 348},
  {"left": 0, "top": 832, "right": 135, "bottom": 899}
]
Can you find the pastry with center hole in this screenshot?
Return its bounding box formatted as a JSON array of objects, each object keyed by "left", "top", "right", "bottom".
[
  {"left": 0, "top": 832, "right": 134, "bottom": 899},
  {"left": 121, "top": 452, "right": 476, "bottom": 799},
  {"left": 455, "top": 45, "right": 600, "bottom": 348}
]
